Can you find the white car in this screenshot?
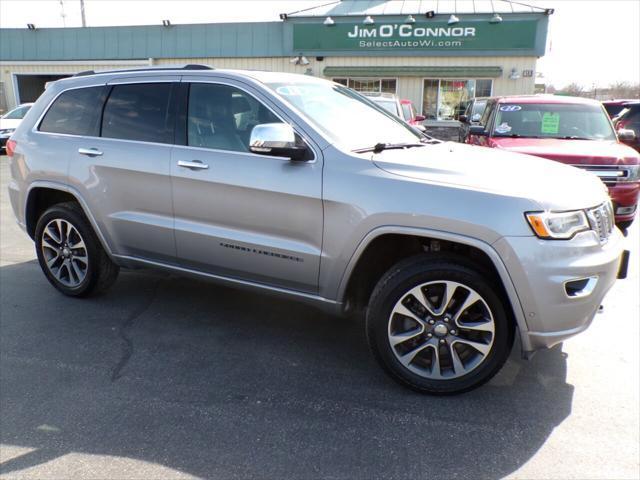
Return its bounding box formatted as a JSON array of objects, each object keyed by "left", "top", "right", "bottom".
[{"left": 1, "top": 103, "right": 33, "bottom": 153}]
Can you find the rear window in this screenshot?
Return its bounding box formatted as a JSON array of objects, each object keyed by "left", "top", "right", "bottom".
[
  {"left": 401, "top": 103, "right": 412, "bottom": 121},
  {"left": 375, "top": 100, "right": 399, "bottom": 116},
  {"left": 472, "top": 100, "right": 487, "bottom": 116},
  {"left": 3, "top": 105, "right": 31, "bottom": 120},
  {"left": 604, "top": 104, "right": 627, "bottom": 118},
  {"left": 39, "top": 87, "right": 105, "bottom": 136},
  {"left": 101, "top": 83, "right": 174, "bottom": 144}
]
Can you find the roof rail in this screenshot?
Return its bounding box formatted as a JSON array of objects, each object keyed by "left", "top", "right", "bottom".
[{"left": 73, "top": 64, "right": 213, "bottom": 77}]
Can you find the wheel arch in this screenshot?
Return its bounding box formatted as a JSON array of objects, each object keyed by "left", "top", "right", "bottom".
[
  {"left": 337, "top": 226, "right": 532, "bottom": 352},
  {"left": 25, "top": 182, "right": 114, "bottom": 258}
]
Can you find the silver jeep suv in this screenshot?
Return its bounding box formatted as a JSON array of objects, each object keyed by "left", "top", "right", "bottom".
[{"left": 7, "top": 66, "right": 629, "bottom": 394}]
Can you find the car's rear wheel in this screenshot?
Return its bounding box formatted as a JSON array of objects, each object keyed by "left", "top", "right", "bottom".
[
  {"left": 35, "top": 202, "right": 119, "bottom": 297},
  {"left": 366, "top": 254, "right": 514, "bottom": 395}
]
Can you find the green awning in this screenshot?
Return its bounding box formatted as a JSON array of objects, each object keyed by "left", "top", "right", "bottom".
[{"left": 323, "top": 66, "right": 503, "bottom": 78}]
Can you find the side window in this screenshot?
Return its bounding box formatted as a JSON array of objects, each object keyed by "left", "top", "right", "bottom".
[
  {"left": 39, "top": 86, "right": 105, "bottom": 136},
  {"left": 480, "top": 101, "right": 495, "bottom": 127},
  {"left": 187, "top": 83, "right": 281, "bottom": 152},
  {"left": 101, "top": 83, "right": 174, "bottom": 144}
]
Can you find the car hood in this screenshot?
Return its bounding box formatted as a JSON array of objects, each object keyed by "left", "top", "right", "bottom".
[
  {"left": 0, "top": 118, "right": 22, "bottom": 130},
  {"left": 490, "top": 138, "right": 639, "bottom": 166},
  {"left": 371, "top": 142, "right": 610, "bottom": 211}
]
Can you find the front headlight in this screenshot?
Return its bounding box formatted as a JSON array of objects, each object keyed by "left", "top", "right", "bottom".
[
  {"left": 0, "top": 128, "right": 15, "bottom": 137},
  {"left": 525, "top": 210, "right": 590, "bottom": 239}
]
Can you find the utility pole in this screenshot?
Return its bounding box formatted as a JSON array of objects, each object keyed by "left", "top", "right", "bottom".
[{"left": 80, "top": 0, "right": 87, "bottom": 27}]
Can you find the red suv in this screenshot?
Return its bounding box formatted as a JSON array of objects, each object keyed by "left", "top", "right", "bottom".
[{"left": 467, "top": 95, "right": 640, "bottom": 230}]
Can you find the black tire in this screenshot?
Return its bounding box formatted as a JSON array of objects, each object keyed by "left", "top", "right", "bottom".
[
  {"left": 35, "top": 202, "right": 119, "bottom": 297},
  {"left": 366, "top": 254, "right": 514, "bottom": 395},
  {"left": 616, "top": 220, "right": 633, "bottom": 233}
]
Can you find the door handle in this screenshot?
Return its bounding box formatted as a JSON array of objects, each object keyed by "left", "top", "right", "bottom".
[
  {"left": 78, "top": 147, "right": 103, "bottom": 156},
  {"left": 178, "top": 160, "right": 209, "bottom": 170}
]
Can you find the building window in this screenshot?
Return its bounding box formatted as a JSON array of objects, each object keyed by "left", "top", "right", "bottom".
[
  {"left": 380, "top": 79, "right": 397, "bottom": 94},
  {"left": 332, "top": 78, "right": 397, "bottom": 94},
  {"left": 422, "top": 79, "right": 493, "bottom": 121}
]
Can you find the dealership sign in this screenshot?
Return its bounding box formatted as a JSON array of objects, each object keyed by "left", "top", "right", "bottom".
[{"left": 292, "top": 20, "right": 539, "bottom": 52}]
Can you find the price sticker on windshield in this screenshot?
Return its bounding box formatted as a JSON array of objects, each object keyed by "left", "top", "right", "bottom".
[{"left": 541, "top": 112, "right": 560, "bottom": 134}]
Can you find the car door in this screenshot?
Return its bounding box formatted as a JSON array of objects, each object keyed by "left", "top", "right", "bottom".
[
  {"left": 170, "top": 78, "right": 323, "bottom": 293},
  {"left": 66, "top": 76, "right": 179, "bottom": 263}
]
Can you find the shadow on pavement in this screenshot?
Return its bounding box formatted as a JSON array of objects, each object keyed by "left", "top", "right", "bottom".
[{"left": 0, "top": 260, "right": 574, "bottom": 479}]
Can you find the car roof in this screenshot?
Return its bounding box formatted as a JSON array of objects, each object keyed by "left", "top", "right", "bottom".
[
  {"left": 493, "top": 94, "right": 602, "bottom": 106},
  {"left": 53, "top": 66, "right": 334, "bottom": 90},
  {"left": 602, "top": 99, "right": 638, "bottom": 105}
]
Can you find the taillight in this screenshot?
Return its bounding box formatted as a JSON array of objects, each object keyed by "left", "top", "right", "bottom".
[{"left": 6, "top": 139, "right": 16, "bottom": 157}]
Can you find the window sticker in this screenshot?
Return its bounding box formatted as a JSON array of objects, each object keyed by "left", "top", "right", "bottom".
[
  {"left": 495, "top": 122, "right": 512, "bottom": 134},
  {"left": 499, "top": 105, "right": 522, "bottom": 112},
  {"left": 541, "top": 112, "right": 560, "bottom": 134}
]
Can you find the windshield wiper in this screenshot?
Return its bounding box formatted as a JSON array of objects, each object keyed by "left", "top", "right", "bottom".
[
  {"left": 559, "top": 135, "right": 593, "bottom": 140},
  {"left": 354, "top": 142, "right": 427, "bottom": 154},
  {"left": 494, "top": 134, "right": 542, "bottom": 139}
]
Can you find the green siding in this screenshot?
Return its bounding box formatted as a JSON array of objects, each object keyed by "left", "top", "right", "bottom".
[
  {"left": 0, "top": 23, "right": 286, "bottom": 61},
  {"left": 0, "top": 14, "right": 547, "bottom": 61}
]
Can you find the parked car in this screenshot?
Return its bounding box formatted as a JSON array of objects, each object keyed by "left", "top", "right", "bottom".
[
  {"left": 400, "top": 98, "right": 426, "bottom": 127},
  {"left": 467, "top": 95, "right": 640, "bottom": 230},
  {"left": 363, "top": 92, "right": 425, "bottom": 131},
  {"left": 7, "top": 67, "right": 628, "bottom": 395},
  {"left": 0, "top": 103, "right": 33, "bottom": 153},
  {"left": 458, "top": 97, "right": 488, "bottom": 143},
  {"left": 602, "top": 99, "right": 638, "bottom": 119},
  {"left": 612, "top": 101, "right": 640, "bottom": 152}
]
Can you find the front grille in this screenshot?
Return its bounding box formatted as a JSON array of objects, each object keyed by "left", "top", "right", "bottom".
[
  {"left": 586, "top": 202, "right": 614, "bottom": 242},
  {"left": 571, "top": 165, "right": 629, "bottom": 185}
]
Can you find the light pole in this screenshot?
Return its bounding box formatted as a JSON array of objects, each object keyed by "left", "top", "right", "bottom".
[{"left": 80, "top": 0, "right": 87, "bottom": 27}]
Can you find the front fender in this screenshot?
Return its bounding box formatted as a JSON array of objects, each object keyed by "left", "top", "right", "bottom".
[{"left": 335, "top": 225, "right": 532, "bottom": 352}]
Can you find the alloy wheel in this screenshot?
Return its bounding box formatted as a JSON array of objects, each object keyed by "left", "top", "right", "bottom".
[
  {"left": 41, "top": 218, "right": 88, "bottom": 288},
  {"left": 387, "top": 280, "right": 495, "bottom": 380}
]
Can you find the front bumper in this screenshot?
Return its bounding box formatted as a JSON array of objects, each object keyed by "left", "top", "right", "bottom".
[{"left": 494, "top": 227, "right": 626, "bottom": 351}]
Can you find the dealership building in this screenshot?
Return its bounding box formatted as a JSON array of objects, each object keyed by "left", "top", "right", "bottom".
[{"left": 0, "top": 0, "right": 551, "bottom": 128}]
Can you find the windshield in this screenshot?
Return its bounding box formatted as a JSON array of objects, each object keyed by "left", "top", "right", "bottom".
[
  {"left": 2, "top": 105, "right": 31, "bottom": 120},
  {"left": 265, "top": 81, "right": 421, "bottom": 150},
  {"left": 493, "top": 103, "right": 616, "bottom": 140}
]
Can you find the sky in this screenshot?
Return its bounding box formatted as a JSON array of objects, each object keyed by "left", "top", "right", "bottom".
[{"left": 0, "top": 0, "right": 638, "bottom": 88}]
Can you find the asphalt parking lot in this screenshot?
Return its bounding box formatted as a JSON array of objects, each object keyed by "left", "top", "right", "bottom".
[{"left": 0, "top": 156, "right": 638, "bottom": 480}]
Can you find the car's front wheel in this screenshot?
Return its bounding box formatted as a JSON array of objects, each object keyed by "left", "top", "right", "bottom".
[
  {"left": 366, "top": 254, "right": 514, "bottom": 395},
  {"left": 35, "top": 202, "right": 119, "bottom": 297}
]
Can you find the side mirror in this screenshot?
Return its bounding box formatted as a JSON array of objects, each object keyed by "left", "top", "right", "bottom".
[
  {"left": 458, "top": 114, "right": 468, "bottom": 123},
  {"left": 249, "top": 123, "right": 309, "bottom": 161},
  {"left": 471, "top": 113, "right": 482, "bottom": 123},
  {"left": 414, "top": 114, "right": 426, "bottom": 122},
  {"left": 618, "top": 128, "right": 637, "bottom": 143},
  {"left": 469, "top": 125, "right": 488, "bottom": 136}
]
